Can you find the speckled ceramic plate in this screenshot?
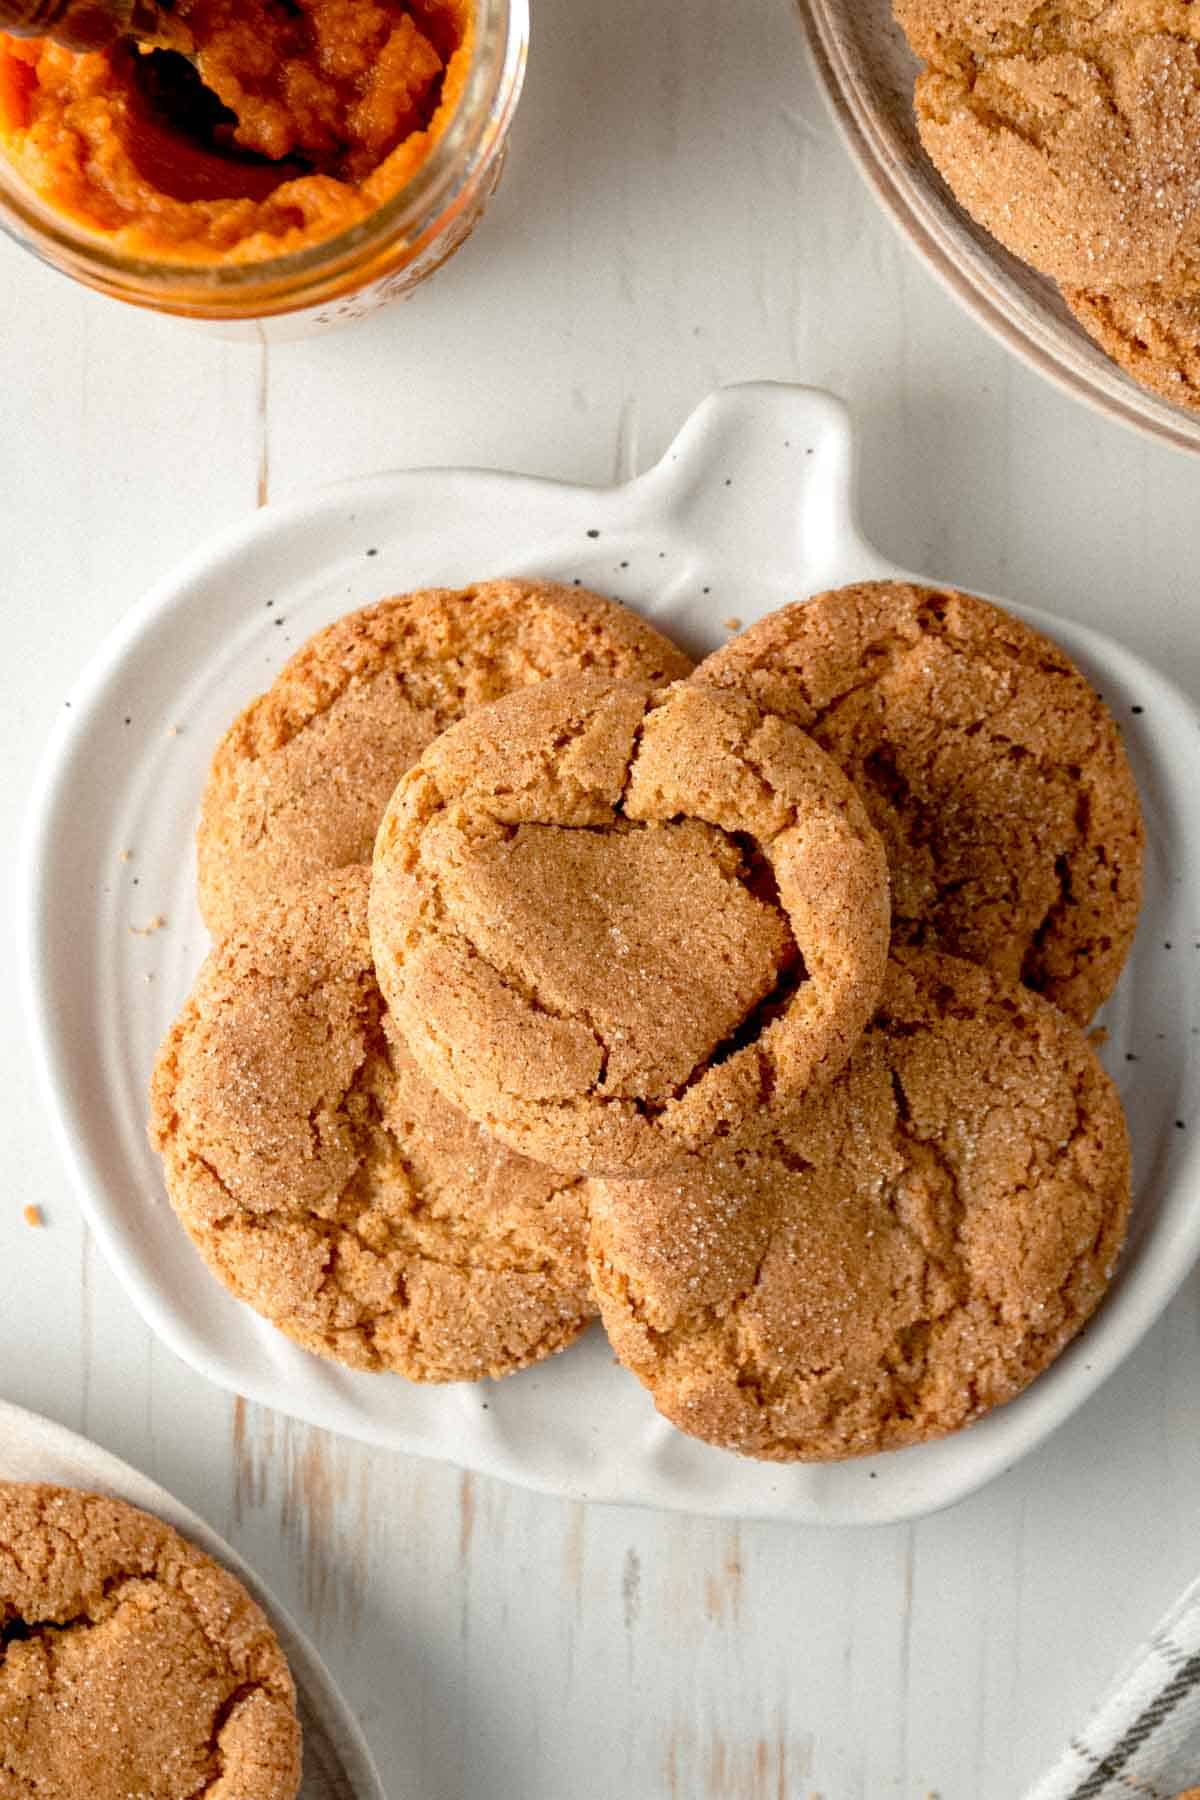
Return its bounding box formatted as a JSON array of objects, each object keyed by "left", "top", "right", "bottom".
[
  {"left": 19, "top": 383, "right": 1200, "bottom": 1524},
  {"left": 0, "top": 1400, "right": 385, "bottom": 1799},
  {"left": 796, "top": 0, "right": 1200, "bottom": 455}
]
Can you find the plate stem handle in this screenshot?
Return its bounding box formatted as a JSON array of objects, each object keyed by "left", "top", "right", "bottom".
[{"left": 627, "top": 382, "right": 881, "bottom": 590}]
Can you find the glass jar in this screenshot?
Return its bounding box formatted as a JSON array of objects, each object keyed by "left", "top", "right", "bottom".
[{"left": 0, "top": 0, "right": 527, "bottom": 334}]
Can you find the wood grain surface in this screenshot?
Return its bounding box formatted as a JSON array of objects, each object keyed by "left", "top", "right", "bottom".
[{"left": 2, "top": 1, "right": 1199, "bottom": 1795}]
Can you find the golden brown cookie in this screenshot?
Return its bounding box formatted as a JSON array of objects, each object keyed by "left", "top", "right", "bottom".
[
  {"left": 0, "top": 1483, "right": 300, "bottom": 1800},
  {"left": 588, "top": 949, "right": 1131, "bottom": 1463},
  {"left": 197, "top": 578, "right": 694, "bottom": 937},
  {"left": 369, "top": 673, "right": 891, "bottom": 1175},
  {"left": 694, "top": 582, "right": 1143, "bottom": 1024},
  {"left": 149, "top": 868, "right": 596, "bottom": 1382},
  {"left": 1065, "top": 283, "right": 1200, "bottom": 410},
  {"left": 896, "top": 0, "right": 1200, "bottom": 293}
]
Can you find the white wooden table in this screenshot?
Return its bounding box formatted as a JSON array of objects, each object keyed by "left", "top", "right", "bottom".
[{"left": 3, "top": 2, "right": 1200, "bottom": 1794}]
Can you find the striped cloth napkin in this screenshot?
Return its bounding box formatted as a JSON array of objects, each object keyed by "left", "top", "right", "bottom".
[{"left": 1028, "top": 1575, "right": 1200, "bottom": 1800}]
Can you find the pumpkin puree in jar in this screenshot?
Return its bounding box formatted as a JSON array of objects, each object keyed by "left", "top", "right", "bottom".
[{"left": 0, "top": 0, "right": 473, "bottom": 262}]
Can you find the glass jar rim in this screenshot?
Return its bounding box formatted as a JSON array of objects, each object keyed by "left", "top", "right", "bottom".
[{"left": 0, "top": 0, "right": 526, "bottom": 302}]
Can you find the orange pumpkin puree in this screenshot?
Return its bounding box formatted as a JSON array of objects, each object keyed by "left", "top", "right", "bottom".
[{"left": 0, "top": 0, "right": 472, "bottom": 263}]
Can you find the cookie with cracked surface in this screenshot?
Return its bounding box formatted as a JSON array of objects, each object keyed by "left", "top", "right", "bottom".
[
  {"left": 895, "top": 0, "right": 1200, "bottom": 293},
  {"left": 369, "top": 672, "right": 891, "bottom": 1176},
  {"left": 1065, "top": 283, "right": 1200, "bottom": 410},
  {"left": 149, "top": 867, "right": 596, "bottom": 1382},
  {"left": 694, "top": 581, "right": 1143, "bottom": 1025},
  {"left": 587, "top": 949, "right": 1131, "bottom": 1463},
  {"left": 0, "top": 1482, "right": 300, "bottom": 1800},
  {"left": 197, "top": 578, "right": 694, "bottom": 937}
]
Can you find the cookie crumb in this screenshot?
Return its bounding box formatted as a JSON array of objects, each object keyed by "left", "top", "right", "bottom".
[
  {"left": 1088, "top": 1026, "right": 1110, "bottom": 1048},
  {"left": 167, "top": 724, "right": 182, "bottom": 738},
  {"left": 129, "top": 915, "right": 167, "bottom": 936},
  {"left": 23, "top": 1204, "right": 42, "bottom": 1227},
  {"left": 119, "top": 848, "right": 133, "bottom": 863},
  {"left": 722, "top": 616, "right": 743, "bottom": 632}
]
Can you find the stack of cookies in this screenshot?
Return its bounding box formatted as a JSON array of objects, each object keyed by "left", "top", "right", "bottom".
[
  {"left": 894, "top": 0, "right": 1200, "bottom": 413},
  {"left": 150, "top": 575, "right": 1143, "bottom": 1465}
]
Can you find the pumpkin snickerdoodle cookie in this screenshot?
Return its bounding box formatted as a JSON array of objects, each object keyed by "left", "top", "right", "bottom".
[
  {"left": 0, "top": 1482, "right": 300, "bottom": 1800},
  {"left": 197, "top": 578, "right": 694, "bottom": 937},
  {"left": 1064, "top": 285, "right": 1200, "bottom": 411},
  {"left": 695, "top": 582, "right": 1143, "bottom": 1024},
  {"left": 369, "top": 673, "right": 891, "bottom": 1176},
  {"left": 588, "top": 949, "right": 1131, "bottom": 1463},
  {"left": 149, "top": 868, "right": 596, "bottom": 1382},
  {"left": 894, "top": 0, "right": 1200, "bottom": 295}
]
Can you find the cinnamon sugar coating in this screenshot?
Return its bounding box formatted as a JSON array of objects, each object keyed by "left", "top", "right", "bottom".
[
  {"left": 149, "top": 868, "right": 596, "bottom": 1382},
  {"left": 369, "top": 673, "right": 891, "bottom": 1175},
  {"left": 0, "top": 1483, "right": 300, "bottom": 1799},
  {"left": 588, "top": 950, "right": 1131, "bottom": 1463},
  {"left": 896, "top": 0, "right": 1200, "bottom": 293},
  {"left": 694, "top": 582, "right": 1143, "bottom": 1024},
  {"left": 197, "top": 579, "right": 693, "bottom": 937},
  {"left": 1065, "top": 282, "right": 1200, "bottom": 407}
]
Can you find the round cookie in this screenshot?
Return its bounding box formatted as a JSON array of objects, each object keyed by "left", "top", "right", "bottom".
[
  {"left": 897, "top": 0, "right": 1200, "bottom": 293},
  {"left": 369, "top": 672, "right": 891, "bottom": 1175},
  {"left": 587, "top": 949, "right": 1131, "bottom": 1463},
  {"left": 1065, "top": 284, "right": 1200, "bottom": 411},
  {"left": 197, "top": 578, "right": 694, "bottom": 937},
  {"left": 694, "top": 581, "right": 1143, "bottom": 1024},
  {"left": 0, "top": 1482, "right": 300, "bottom": 1800},
  {"left": 149, "top": 868, "right": 596, "bottom": 1382}
]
